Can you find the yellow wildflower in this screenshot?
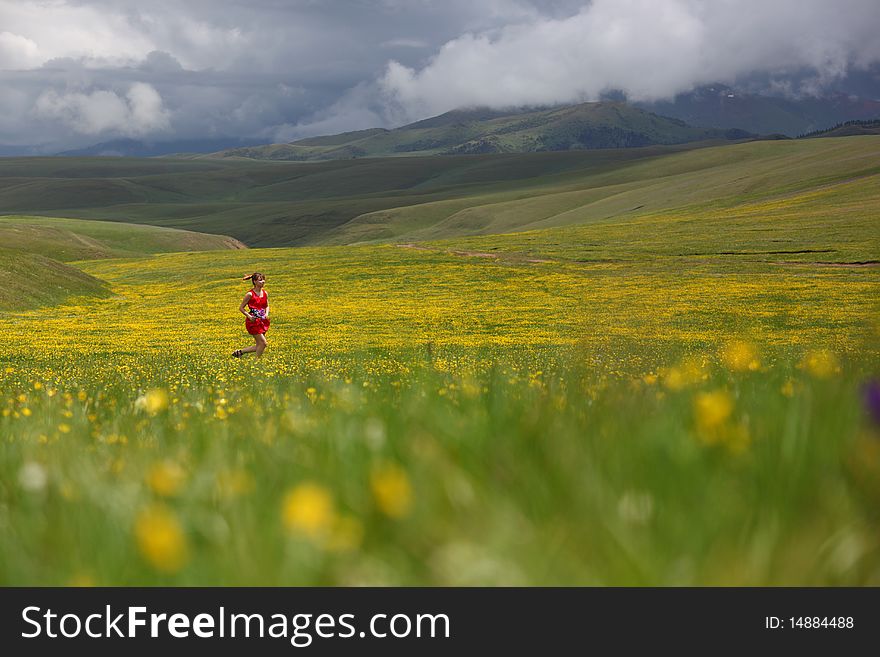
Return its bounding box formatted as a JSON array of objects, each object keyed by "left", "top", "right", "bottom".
[
  {"left": 371, "top": 463, "right": 413, "bottom": 518},
  {"left": 663, "top": 367, "right": 685, "bottom": 390},
  {"left": 134, "top": 505, "right": 189, "bottom": 574},
  {"left": 663, "top": 357, "right": 705, "bottom": 390},
  {"left": 720, "top": 341, "right": 760, "bottom": 372},
  {"left": 801, "top": 349, "right": 840, "bottom": 379},
  {"left": 146, "top": 460, "right": 187, "bottom": 497},
  {"left": 694, "top": 389, "right": 734, "bottom": 444},
  {"left": 282, "top": 482, "right": 335, "bottom": 539},
  {"left": 136, "top": 388, "right": 169, "bottom": 415}
]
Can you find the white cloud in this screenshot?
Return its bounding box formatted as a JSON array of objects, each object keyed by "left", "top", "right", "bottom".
[
  {"left": 1, "top": 0, "right": 879, "bottom": 149},
  {"left": 126, "top": 82, "right": 171, "bottom": 133},
  {"left": 0, "top": 31, "right": 41, "bottom": 69},
  {"left": 0, "top": 1, "right": 156, "bottom": 69},
  {"left": 270, "top": 83, "right": 388, "bottom": 142},
  {"left": 35, "top": 82, "right": 170, "bottom": 136},
  {"left": 0, "top": 0, "right": 248, "bottom": 71},
  {"left": 379, "top": 0, "right": 880, "bottom": 121}
]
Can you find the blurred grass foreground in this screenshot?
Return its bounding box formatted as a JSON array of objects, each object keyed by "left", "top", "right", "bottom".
[
  {"left": 1, "top": 135, "right": 879, "bottom": 585},
  {"left": 1, "top": 235, "right": 878, "bottom": 585}
]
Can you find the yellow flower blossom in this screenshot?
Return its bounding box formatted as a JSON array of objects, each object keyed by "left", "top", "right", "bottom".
[
  {"left": 694, "top": 389, "right": 734, "bottom": 443},
  {"left": 371, "top": 463, "right": 413, "bottom": 518},
  {"left": 693, "top": 389, "right": 751, "bottom": 453},
  {"left": 801, "top": 349, "right": 840, "bottom": 379},
  {"left": 282, "top": 482, "right": 335, "bottom": 540},
  {"left": 134, "top": 505, "right": 189, "bottom": 574},
  {"left": 663, "top": 356, "right": 706, "bottom": 390},
  {"left": 136, "top": 388, "right": 169, "bottom": 415},
  {"left": 720, "top": 341, "right": 760, "bottom": 372},
  {"left": 146, "top": 460, "right": 187, "bottom": 497}
]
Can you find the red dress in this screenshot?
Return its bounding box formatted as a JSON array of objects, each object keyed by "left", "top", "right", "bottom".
[{"left": 245, "top": 288, "right": 270, "bottom": 335}]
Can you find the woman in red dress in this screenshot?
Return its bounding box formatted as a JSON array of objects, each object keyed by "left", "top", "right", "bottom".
[{"left": 232, "top": 272, "right": 270, "bottom": 358}]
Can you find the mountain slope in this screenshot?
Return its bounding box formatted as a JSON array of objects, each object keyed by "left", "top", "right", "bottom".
[
  {"left": 0, "top": 215, "right": 246, "bottom": 262},
  {"left": 801, "top": 119, "right": 880, "bottom": 138},
  {"left": 0, "top": 144, "right": 719, "bottom": 246},
  {"left": 57, "top": 137, "right": 272, "bottom": 158},
  {"left": 207, "top": 102, "right": 754, "bottom": 161},
  {"left": 2, "top": 137, "right": 876, "bottom": 249},
  {"left": 321, "top": 136, "right": 880, "bottom": 244},
  {"left": 641, "top": 85, "right": 880, "bottom": 136}
]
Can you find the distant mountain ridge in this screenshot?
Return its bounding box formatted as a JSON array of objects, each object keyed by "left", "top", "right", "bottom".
[
  {"left": 799, "top": 119, "right": 880, "bottom": 138},
  {"left": 639, "top": 85, "right": 880, "bottom": 136},
  {"left": 56, "top": 137, "right": 272, "bottom": 158},
  {"left": 204, "top": 102, "right": 755, "bottom": 161},
  {"left": 44, "top": 86, "right": 880, "bottom": 160}
]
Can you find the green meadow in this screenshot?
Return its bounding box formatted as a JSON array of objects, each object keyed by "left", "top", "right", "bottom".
[{"left": 0, "top": 136, "right": 878, "bottom": 585}]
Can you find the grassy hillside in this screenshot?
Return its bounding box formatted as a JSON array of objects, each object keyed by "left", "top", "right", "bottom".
[
  {"left": 0, "top": 136, "right": 880, "bottom": 251},
  {"left": 0, "top": 215, "right": 246, "bottom": 310},
  {"left": 2, "top": 137, "right": 877, "bottom": 250},
  {"left": 209, "top": 102, "right": 752, "bottom": 160},
  {"left": 0, "top": 143, "right": 718, "bottom": 246},
  {"left": 322, "top": 137, "right": 880, "bottom": 244},
  {"left": 0, "top": 247, "right": 110, "bottom": 310},
  {"left": 0, "top": 215, "right": 246, "bottom": 262}
]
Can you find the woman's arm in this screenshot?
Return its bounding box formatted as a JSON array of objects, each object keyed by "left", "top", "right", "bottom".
[{"left": 239, "top": 292, "right": 253, "bottom": 319}]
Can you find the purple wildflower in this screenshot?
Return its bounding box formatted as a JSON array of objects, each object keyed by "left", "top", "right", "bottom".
[{"left": 864, "top": 380, "right": 880, "bottom": 427}]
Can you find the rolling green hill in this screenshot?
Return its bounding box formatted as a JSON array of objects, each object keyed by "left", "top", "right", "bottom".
[
  {"left": 324, "top": 137, "right": 880, "bottom": 244},
  {"left": 0, "top": 143, "right": 723, "bottom": 246},
  {"left": 0, "top": 215, "right": 246, "bottom": 310},
  {"left": 0, "top": 247, "right": 111, "bottom": 310},
  {"left": 1, "top": 137, "right": 878, "bottom": 251},
  {"left": 0, "top": 215, "right": 246, "bottom": 262},
  {"left": 207, "top": 102, "right": 754, "bottom": 161}
]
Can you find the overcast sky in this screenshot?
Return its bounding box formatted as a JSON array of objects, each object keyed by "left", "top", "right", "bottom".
[{"left": 1, "top": 0, "right": 879, "bottom": 151}]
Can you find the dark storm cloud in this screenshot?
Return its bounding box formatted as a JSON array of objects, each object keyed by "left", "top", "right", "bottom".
[{"left": 1, "top": 0, "right": 878, "bottom": 151}]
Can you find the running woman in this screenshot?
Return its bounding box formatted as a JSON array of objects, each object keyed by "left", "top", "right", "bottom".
[{"left": 232, "top": 272, "right": 270, "bottom": 358}]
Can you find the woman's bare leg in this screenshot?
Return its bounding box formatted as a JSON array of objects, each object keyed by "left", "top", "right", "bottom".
[{"left": 255, "top": 334, "right": 268, "bottom": 357}]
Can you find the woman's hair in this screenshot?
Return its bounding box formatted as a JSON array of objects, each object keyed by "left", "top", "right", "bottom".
[{"left": 242, "top": 272, "right": 265, "bottom": 283}]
